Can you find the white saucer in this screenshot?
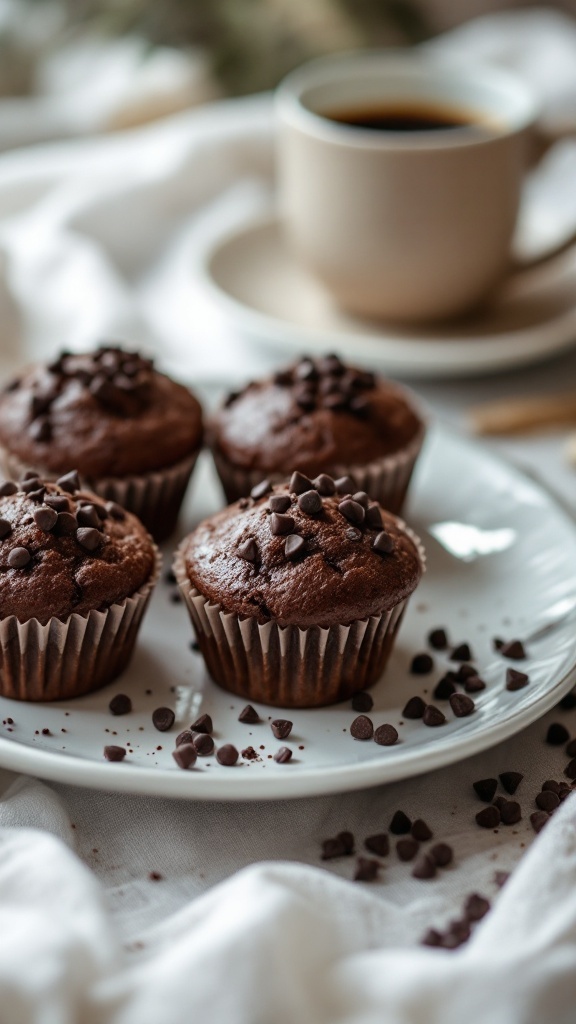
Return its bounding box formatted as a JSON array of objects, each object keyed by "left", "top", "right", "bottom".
[
  {"left": 201, "top": 213, "right": 576, "bottom": 378},
  {"left": 0, "top": 424, "right": 575, "bottom": 801}
]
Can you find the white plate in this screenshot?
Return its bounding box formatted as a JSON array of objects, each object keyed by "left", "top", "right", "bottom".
[
  {"left": 201, "top": 212, "right": 576, "bottom": 378},
  {"left": 0, "top": 425, "right": 575, "bottom": 801}
]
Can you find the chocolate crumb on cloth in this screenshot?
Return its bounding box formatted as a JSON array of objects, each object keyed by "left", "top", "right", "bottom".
[
  {"left": 0, "top": 345, "right": 203, "bottom": 541},
  {"left": 0, "top": 470, "right": 159, "bottom": 701},
  {"left": 174, "top": 473, "right": 424, "bottom": 707}
]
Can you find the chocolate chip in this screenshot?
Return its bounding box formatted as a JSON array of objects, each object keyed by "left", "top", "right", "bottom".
[
  {"left": 56, "top": 470, "right": 80, "bottom": 494},
  {"left": 29, "top": 417, "right": 51, "bottom": 442},
  {"left": 433, "top": 675, "right": 457, "bottom": 700},
  {"left": 450, "top": 643, "right": 473, "bottom": 662},
  {"left": 450, "top": 693, "right": 476, "bottom": 717},
  {"left": 191, "top": 713, "right": 213, "bottom": 734},
  {"left": 238, "top": 537, "right": 258, "bottom": 562},
  {"left": 506, "top": 668, "right": 529, "bottom": 691},
  {"left": 411, "top": 653, "right": 434, "bottom": 675},
  {"left": 27, "top": 487, "right": 46, "bottom": 503},
  {"left": 270, "top": 512, "right": 294, "bottom": 535},
  {"left": 20, "top": 476, "right": 41, "bottom": 493},
  {"left": 104, "top": 745, "right": 126, "bottom": 761},
  {"left": 546, "top": 723, "right": 570, "bottom": 746},
  {"left": 106, "top": 501, "right": 125, "bottom": 520},
  {"left": 473, "top": 778, "right": 498, "bottom": 802},
  {"left": 423, "top": 705, "right": 445, "bottom": 727},
  {"left": 390, "top": 810, "right": 411, "bottom": 834},
  {"left": 33, "top": 506, "right": 57, "bottom": 532},
  {"left": 193, "top": 733, "right": 214, "bottom": 756},
  {"left": 44, "top": 495, "right": 69, "bottom": 512},
  {"left": 321, "top": 837, "right": 348, "bottom": 860},
  {"left": 250, "top": 479, "right": 271, "bottom": 500},
  {"left": 351, "top": 691, "right": 373, "bottom": 712},
  {"left": 8, "top": 547, "right": 30, "bottom": 569},
  {"left": 152, "top": 707, "right": 175, "bottom": 732},
  {"left": 567, "top": 738, "right": 576, "bottom": 757},
  {"left": 76, "top": 504, "right": 101, "bottom": 528},
  {"left": 350, "top": 491, "right": 368, "bottom": 510},
  {"left": 428, "top": 628, "right": 448, "bottom": 650},
  {"left": 500, "top": 800, "right": 521, "bottom": 825},
  {"left": 430, "top": 843, "right": 453, "bottom": 867},
  {"left": 494, "top": 870, "right": 510, "bottom": 888},
  {"left": 216, "top": 744, "right": 239, "bottom": 766},
  {"left": 269, "top": 494, "right": 291, "bottom": 513},
  {"left": 402, "top": 696, "right": 426, "bottom": 719},
  {"left": 273, "top": 368, "right": 293, "bottom": 386},
  {"left": 397, "top": 838, "right": 419, "bottom": 861},
  {"left": 564, "top": 758, "right": 576, "bottom": 779},
  {"left": 313, "top": 474, "right": 336, "bottom": 496},
  {"left": 298, "top": 490, "right": 322, "bottom": 515},
  {"left": 422, "top": 929, "right": 443, "bottom": 947},
  {"left": 500, "top": 640, "right": 526, "bottom": 660},
  {"left": 536, "top": 790, "right": 560, "bottom": 812},
  {"left": 334, "top": 476, "right": 356, "bottom": 495},
  {"left": 454, "top": 664, "right": 477, "bottom": 682},
  {"left": 559, "top": 691, "right": 576, "bottom": 710},
  {"left": 464, "top": 675, "right": 486, "bottom": 694},
  {"left": 172, "top": 744, "right": 197, "bottom": 769},
  {"left": 274, "top": 746, "right": 293, "bottom": 763},
  {"left": 0, "top": 481, "right": 17, "bottom": 496},
  {"left": 289, "top": 471, "right": 314, "bottom": 495},
  {"left": 30, "top": 394, "right": 53, "bottom": 418},
  {"left": 346, "top": 528, "right": 361, "bottom": 541},
  {"left": 499, "top": 771, "right": 523, "bottom": 794},
  {"left": 76, "top": 527, "right": 104, "bottom": 552},
  {"left": 336, "top": 831, "right": 355, "bottom": 854},
  {"left": 463, "top": 894, "right": 490, "bottom": 922},
  {"left": 492, "top": 796, "right": 507, "bottom": 812},
  {"left": 338, "top": 498, "right": 365, "bottom": 526},
  {"left": 364, "top": 833, "right": 389, "bottom": 857},
  {"left": 176, "top": 729, "right": 195, "bottom": 747},
  {"left": 242, "top": 746, "right": 258, "bottom": 760},
  {"left": 271, "top": 719, "right": 292, "bottom": 740},
  {"left": 0, "top": 518, "right": 12, "bottom": 539},
  {"left": 239, "top": 704, "right": 260, "bottom": 724},
  {"left": 350, "top": 715, "right": 373, "bottom": 740},
  {"left": 374, "top": 531, "right": 396, "bottom": 556},
  {"left": 476, "top": 805, "right": 500, "bottom": 828},
  {"left": 364, "top": 504, "right": 383, "bottom": 529},
  {"left": 542, "top": 779, "right": 560, "bottom": 793},
  {"left": 530, "top": 810, "right": 549, "bottom": 833},
  {"left": 285, "top": 534, "right": 305, "bottom": 559},
  {"left": 412, "top": 855, "right": 436, "bottom": 879},
  {"left": 295, "top": 358, "right": 318, "bottom": 381},
  {"left": 374, "top": 723, "right": 398, "bottom": 746},
  {"left": 354, "top": 857, "right": 380, "bottom": 882},
  {"left": 109, "top": 694, "right": 132, "bottom": 715},
  {"left": 411, "top": 819, "right": 433, "bottom": 842}
]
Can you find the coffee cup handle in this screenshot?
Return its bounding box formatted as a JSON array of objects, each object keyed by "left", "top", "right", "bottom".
[{"left": 510, "top": 137, "right": 576, "bottom": 273}]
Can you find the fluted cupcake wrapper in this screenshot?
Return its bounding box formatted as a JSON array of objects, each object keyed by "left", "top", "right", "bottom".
[
  {"left": 211, "top": 424, "right": 426, "bottom": 514},
  {"left": 0, "top": 545, "right": 161, "bottom": 702},
  {"left": 173, "top": 525, "right": 425, "bottom": 708},
  {"left": 0, "top": 448, "right": 199, "bottom": 542}
]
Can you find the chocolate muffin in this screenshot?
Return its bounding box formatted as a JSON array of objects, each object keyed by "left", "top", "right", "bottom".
[
  {"left": 0, "top": 344, "right": 203, "bottom": 541},
  {"left": 209, "top": 355, "right": 425, "bottom": 512},
  {"left": 0, "top": 469, "right": 159, "bottom": 700},
  {"left": 174, "top": 471, "right": 424, "bottom": 707}
]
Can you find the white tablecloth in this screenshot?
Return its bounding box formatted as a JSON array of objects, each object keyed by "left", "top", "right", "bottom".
[{"left": 1, "top": 10, "right": 576, "bottom": 1023}]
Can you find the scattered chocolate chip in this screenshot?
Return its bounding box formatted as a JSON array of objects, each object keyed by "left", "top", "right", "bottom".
[
  {"left": 8, "top": 547, "right": 30, "bottom": 569},
  {"left": 172, "top": 744, "right": 197, "bottom": 770},
  {"left": 313, "top": 474, "right": 336, "bottom": 496},
  {"left": 298, "top": 490, "right": 322, "bottom": 515},
  {"left": 238, "top": 537, "right": 258, "bottom": 562},
  {"left": 44, "top": 495, "right": 69, "bottom": 513},
  {"left": 428, "top": 628, "right": 448, "bottom": 650},
  {"left": 565, "top": 758, "right": 576, "bottom": 779},
  {"left": 422, "top": 928, "right": 443, "bottom": 947},
  {"left": 176, "top": 729, "right": 195, "bottom": 747},
  {"left": 250, "top": 479, "right": 271, "bottom": 500},
  {"left": 530, "top": 810, "right": 550, "bottom": 833},
  {"left": 450, "top": 643, "right": 473, "bottom": 662},
  {"left": 364, "top": 504, "right": 383, "bottom": 530},
  {"left": 338, "top": 498, "right": 365, "bottom": 526},
  {"left": 285, "top": 534, "right": 305, "bottom": 559},
  {"left": 454, "top": 664, "right": 477, "bottom": 682},
  {"left": 476, "top": 806, "right": 500, "bottom": 828},
  {"left": 216, "top": 744, "right": 239, "bottom": 766},
  {"left": 494, "top": 870, "right": 510, "bottom": 888},
  {"left": 546, "top": 723, "right": 570, "bottom": 746},
  {"left": 351, "top": 691, "right": 373, "bottom": 712},
  {"left": 193, "top": 733, "right": 214, "bottom": 756},
  {"left": 397, "top": 838, "right": 419, "bottom": 861},
  {"left": 354, "top": 857, "right": 380, "bottom": 882},
  {"left": 464, "top": 675, "right": 486, "bottom": 694},
  {"left": 334, "top": 476, "right": 356, "bottom": 495},
  {"left": 411, "top": 819, "right": 433, "bottom": 842},
  {"left": 106, "top": 501, "right": 125, "bottom": 520},
  {"left": 473, "top": 778, "right": 498, "bottom": 802},
  {"left": 271, "top": 719, "right": 292, "bottom": 740},
  {"left": 239, "top": 704, "right": 260, "bottom": 724},
  {"left": 374, "top": 723, "right": 398, "bottom": 746},
  {"left": 346, "top": 528, "right": 361, "bottom": 541},
  {"left": 536, "top": 790, "right": 560, "bottom": 812},
  {"left": 542, "top": 779, "right": 560, "bottom": 793},
  {"left": 499, "top": 772, "right": 523, "bottom": 795},
  {"left": 506, "top": 668, "right": 529, "bottom": 691},
  {"left": 450, "top": 693, "right": 476, "bottom": 718},
  {"left": 56, "top": 470, "right": 80, "bottom": 494},
  {"left": 289, "top": 471, "right": 314, "bottom": 495},
  {"left": 430, "top": 843, "right": 453, "bottom": 867},
  {"left": 76, "top": 527, "right": 104, "bottom": 552},
  {"left": 152, "top": 707, "right": 175, "bottom": 732},
  {"left": 191, "top": 714, "right": 213, "bottom": 734},
  {"left": 390, "top": 810, "right": 412, "bottom": 834},
  {"left": 109, "top": 694, "right": 132, "bottom": 716},
  {"left": 33, "top": 506, "right": 57, "bottom": 532},
  {"left": 350, "top": 715, "right": 374, "bottom": 740},
  {"left": 493, "top": 637, "right": 504, "bottom": 651},
  {"left": 55, "top": 511, "right": 77, "bottom": 535},
  {"left": 423, "top": 705, "right": 445, "bottom": 727},
  {"left": 274, "top": 746, "right": 293, "bottom": 763},
  {"left": 463, "top": 893, "right": 491, "bottom": 922},
  {"left": 337, "top": 831, "right": 355, "bottom": 855},
  {"left": 492, "top": 796, "right": 507, "bottom": 813},
  {"left": 559, "top": 691, "right": 576, "bottom": 710},
  {"left": 500, "top": 800, "right": 521, "bottom": 825},
  {"left": 373, "top": 531, "right": 395, "bottom": 555},
  {"left": 27, "top": 487, "right": 46, "bottom": 503},
  {"left": 19, "top": 476, "right": 41, "bottom": 493},
  {"left": 365, "top": 833, "right": 389, "bottom": 857},
  {"left": 411, "top": 653, "right": 434, "bottom": 675},
  {"left": 352, "top": 491, "right": 370, "bottom": 509},
  {"left": 76, "top": 504, "right": 101, "bottom": 528},
  {"left": 0, "top": 481, "right": 17, "bottom": 496},
  {"left": 433, "top": 675, "right": 457, "bottom": 700},
  {"left": 104, "top": 745, "right": 126, "bottom": 761},
  {"left": 567, "top": 739, "right": 576, "bottom": 758},
  {"left": 500, "top": 640, "right": 526, "bottom": 660},
  {"left": 402, "top": 696, "right": 426, "bottom": 719},
  {"left": 269, "top": 494, "right": 291, "bottom": 513},
  {"left": 270, "top": 512, "right": 295, "bottom": 535},
  {"left": 242, "top": 746, "right": 258, "bottom": 760},
  {"left": 412, "top": 855, "right": 436, "bottom": 880},
  {"left": 0, "top": 518, "right": 12, "bottom": 539}
]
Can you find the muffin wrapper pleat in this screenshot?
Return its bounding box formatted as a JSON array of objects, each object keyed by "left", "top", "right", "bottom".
[
  {"left": 0, "top": 545, "right": 161, "bottom": 702},
  {"left": 173, "top": 526, "right": 425, "bottom": 708},
  {"left": 211, "top": 425, "right": 425, "bottom": 514},
  {"left": 0, "top": 448, "right": 199, "bottom": 542}
]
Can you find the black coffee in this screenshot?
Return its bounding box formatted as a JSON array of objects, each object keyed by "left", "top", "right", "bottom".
[{"left": 325, "top": 104, "right": 478, "bottom": 132}]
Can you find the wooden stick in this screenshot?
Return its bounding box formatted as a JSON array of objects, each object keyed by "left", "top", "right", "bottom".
[{"left": 470, "top": 394, "right": 576, "bottom": 436}]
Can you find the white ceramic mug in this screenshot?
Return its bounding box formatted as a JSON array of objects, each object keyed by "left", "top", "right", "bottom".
[{"left": 276, "top": 53, "right": 540, "bottom": 323}]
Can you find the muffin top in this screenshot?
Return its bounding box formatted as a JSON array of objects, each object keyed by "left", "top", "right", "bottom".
[
  {"left": 0, "top": 470, "right": 156, "bottom": 624},
  {"left": 180, "top": 471, "right": 423, "bottom": 628},
  {"left": 210, "top": 355, "right": 423, "bottom": 477},
  {"left": 0, "top": 345, "right": 203, "bottom": 478}
]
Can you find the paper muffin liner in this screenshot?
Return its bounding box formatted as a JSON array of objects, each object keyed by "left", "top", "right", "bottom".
[
  {"left": 173, "top": 524, "right": 425, "bottom": 708},
  {"left": 211, "top": 424, "right": 426, "bottom": 514},
  {"left": 0, "top": 545, "right": 161, "bottom": 702},
  {"left": 0, "top": 448, "right": 199, "bottom": 543}
]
